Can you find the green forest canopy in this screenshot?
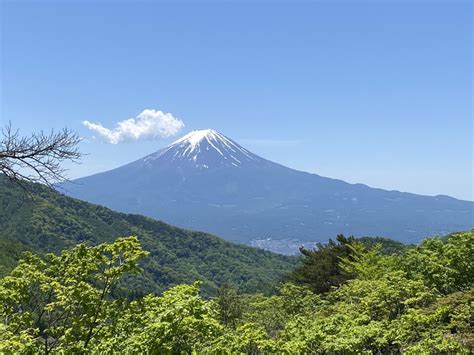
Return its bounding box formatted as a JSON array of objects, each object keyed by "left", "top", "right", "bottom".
[
  {"left": 0, "top": 176, "right": 297, "bottom": 295},
  {"left": 1, "top": 230, "right": 472, "bottom": 353},
  {"left": 0, "top": 176, "right": 412, "bottom": 297}
]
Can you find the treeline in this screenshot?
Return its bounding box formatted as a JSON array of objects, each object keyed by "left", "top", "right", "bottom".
[
  {"left": 1, "top": 231, "right": 473, "bottom": 353},
  {"left": 0, "top": 176, "right": 297, "bottom": 296}
]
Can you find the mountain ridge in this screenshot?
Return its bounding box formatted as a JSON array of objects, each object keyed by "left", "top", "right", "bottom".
[
  {"left": 0, "top": 176, "right": 297, "bottom": 294},
  {"left": 61, "top": 129, "right": 473, "bottom": 248}
]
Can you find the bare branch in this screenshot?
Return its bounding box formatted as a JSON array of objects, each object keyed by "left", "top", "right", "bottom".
[{"left": 0, "top": 123, "right": 82, "bottom": 190}]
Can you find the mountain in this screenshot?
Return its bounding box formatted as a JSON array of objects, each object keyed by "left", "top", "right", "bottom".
[
  {"left": 0, "top": 176, "right": 297, "bottom": 295},
  {"left": 61, "top": 129, "right": 473, "bottom": 248}
]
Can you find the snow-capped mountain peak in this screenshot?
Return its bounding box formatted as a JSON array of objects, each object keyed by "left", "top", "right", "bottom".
[
  {"left": 171, "top": 129, "right": 220, "bottom": 148},
  {"left": 65, "top": 130, "right": 474, "bottom": 248},
  {"left": 171, "top": 129, "right": 234, "bottom": 156},
  {"left": 143, "top": 129, "right": 262, "bottom": 168}
]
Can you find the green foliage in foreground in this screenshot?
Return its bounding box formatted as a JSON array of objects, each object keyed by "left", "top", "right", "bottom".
[
  {"left": 287, "top": 234, "right": 411, "bottom": 294},
  {"left": 0, "top": 176, "right": 297, "bottom": 295},
  {"left": 287, "top": 234, "right": 357, "bottom": 294},
  {"left": 357, "top": 235, "right": 413, "bottom": 254},
  {"left": 1, "top": 232, "right": 472, "bottom": 353}
]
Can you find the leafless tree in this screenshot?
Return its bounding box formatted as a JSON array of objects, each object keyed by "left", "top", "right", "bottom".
[{"left": 0, "top": 123, "right": 82, "bottom": 189}]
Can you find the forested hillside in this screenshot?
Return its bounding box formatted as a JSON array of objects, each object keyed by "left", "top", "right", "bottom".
[
  {"left": 1, "top": 231, "right": 472, "bottom": 353},
  {"left": 0, "top": 176, "right": 297, "bottom": 295}
]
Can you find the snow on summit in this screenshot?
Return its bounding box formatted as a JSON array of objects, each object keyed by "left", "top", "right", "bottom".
[
  {"left": 143, "top": 129, "right": 261, "bottom": 168},
  {"left": 172, "top": 129, "right": 219, "bottom": 149}
]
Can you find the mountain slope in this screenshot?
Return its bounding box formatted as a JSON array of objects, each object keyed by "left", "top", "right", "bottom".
[
  {"left": 0, "top": 176, "right": 297, "bottom": 295},
  {"left": 62, "top": 129, "right": 473, "bottom": 246}
]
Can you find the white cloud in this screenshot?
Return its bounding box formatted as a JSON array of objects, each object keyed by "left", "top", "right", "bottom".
[{"left": 83, "top": 109, "right": 185, "bottom": 144}]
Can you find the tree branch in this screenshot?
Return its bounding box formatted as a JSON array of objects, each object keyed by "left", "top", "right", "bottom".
[{"left": 0, "top": 123, "right": 82, "bottom": 191}]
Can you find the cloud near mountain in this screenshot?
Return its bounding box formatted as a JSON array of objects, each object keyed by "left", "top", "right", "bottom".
[{"left": 83, "top": 109, "right": 185, "bottom": 144}]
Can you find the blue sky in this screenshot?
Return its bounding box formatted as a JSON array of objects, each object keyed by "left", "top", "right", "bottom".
[{"left": 1, "top": 0, "right": 472, "bottom": 200}]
